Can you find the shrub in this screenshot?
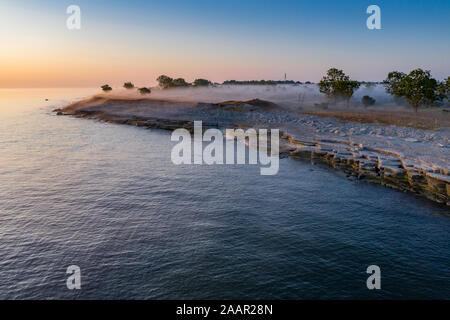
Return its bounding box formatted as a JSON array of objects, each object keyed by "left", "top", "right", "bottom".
[
  {"left": 123, "top": 82, "right": 134, "bottom": 89},
  {"left": 361, "top": 95, "right": 376, "bottom": 107},
  {"left": 101, "top": 84, "right": 112, "bottom": 92},
  {"left": 138, "top": 87, "right": 151, "bottom": 95}
]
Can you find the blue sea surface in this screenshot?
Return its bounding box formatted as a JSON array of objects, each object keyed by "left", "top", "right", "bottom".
[{"left": 0, "top": 89, "right": 448, "bottom": 299}]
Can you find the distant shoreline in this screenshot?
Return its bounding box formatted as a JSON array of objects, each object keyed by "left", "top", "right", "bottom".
[{"left": 55, "top": 92, "right": 450, "bottom": 206}]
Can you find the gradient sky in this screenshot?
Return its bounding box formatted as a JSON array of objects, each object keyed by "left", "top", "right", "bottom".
[{"left": 0, "top": 0, "right": 449, "bottom": 87}]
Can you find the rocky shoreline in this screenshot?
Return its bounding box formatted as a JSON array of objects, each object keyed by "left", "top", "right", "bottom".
[
  {"left": 284, "top": 134, "right": 449, "bottom": 205},
  {"left": 54, "top": 96, "right": 450, "bottom": 206}
]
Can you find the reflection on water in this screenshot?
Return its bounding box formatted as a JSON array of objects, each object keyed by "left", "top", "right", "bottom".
[{"left": 0, "top": 89, "right": 449, "bottom": 299}]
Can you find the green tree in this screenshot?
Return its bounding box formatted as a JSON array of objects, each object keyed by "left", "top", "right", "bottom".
[
  {"left": 172, "top": 78, "right": 190, "bottom": 87},
  {"left": 193, "top": 78, "right": 212, "bottom": 86},
  {"left": 157, "top": 75, "right": 191, "bottom": 88},
  {"left": 318, "top": 68, "right": 360, "bottom": 105},
  {"left": 123, "top": 82, "right": 134, "bottom": 89},
  {"left": 437, "top": 76, "right": 449, "bottom": 101},
  {"left": 383, "top": 71, "right": 406, "bottom": 97},
  {"left": 384, "top": 69, "right": 442, "bottom": 111},
  {"left": 101, "top": 84, "right": 112, "bottom": 92},
  {"left": 138, "top": 87, "right": 151, "bottom": 95},
  {"left": 157, "top": 75, "right": 174, "bottom": 89}
]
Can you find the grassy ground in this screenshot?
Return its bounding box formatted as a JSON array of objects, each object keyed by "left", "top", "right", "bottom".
[{"left": 301, "top": 109, "right": 450, "bottom": 130}]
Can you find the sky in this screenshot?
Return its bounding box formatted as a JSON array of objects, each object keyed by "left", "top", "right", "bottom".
[{"left": 0, "top": 0, "right": 449, "bottom": 87}]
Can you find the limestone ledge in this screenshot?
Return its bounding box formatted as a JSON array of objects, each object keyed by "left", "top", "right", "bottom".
[{"left": 283, "top": 132, "right": 449, "bottom": 206}]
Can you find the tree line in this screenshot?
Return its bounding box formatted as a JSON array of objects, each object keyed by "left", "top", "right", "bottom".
[
  {"left": 100, "top": 70, "right": 449, "bottom": 111},
  {"left": 155, "top": 76, "right": 308, "bottom": 87},
  {"left": 156, "top": 75, "right": 212, "bottom": 88},
  {"left": 223, "top": 80, "right": 305, "bottom": 85}
]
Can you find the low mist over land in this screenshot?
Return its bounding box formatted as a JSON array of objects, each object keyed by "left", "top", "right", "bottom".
[{"left": 96, "top": 84, "right": 433, "bottom": 112}]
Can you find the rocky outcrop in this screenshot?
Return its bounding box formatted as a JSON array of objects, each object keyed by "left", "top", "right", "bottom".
[{"left": 284, "top": 133, "right": 449, "bottom": 205}]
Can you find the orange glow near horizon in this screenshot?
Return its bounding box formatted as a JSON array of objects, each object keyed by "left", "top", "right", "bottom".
[{"left": 1, "top": 1, "right": 448, "bottom": 88}]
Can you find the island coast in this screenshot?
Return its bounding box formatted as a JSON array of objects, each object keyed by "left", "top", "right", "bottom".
[{"left": 55, "top": 88, "right": 450, "bottom": 206}]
